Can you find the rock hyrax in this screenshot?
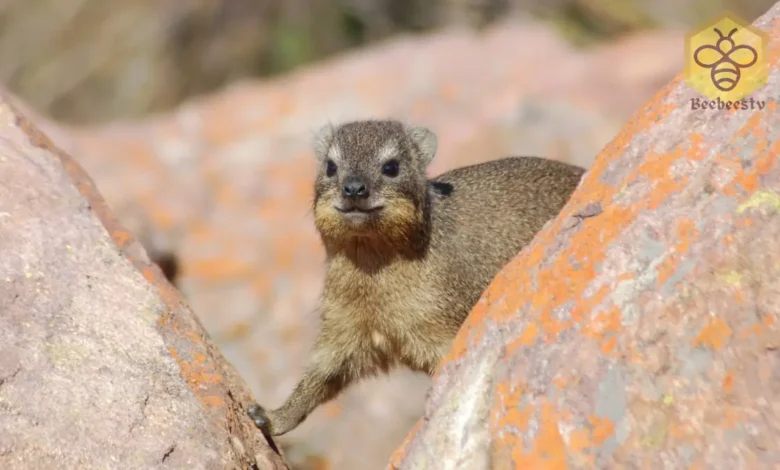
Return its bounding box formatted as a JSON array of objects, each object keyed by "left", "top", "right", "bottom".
[{"left": 248, "top": 119, "right": 586, "bottom": 436}]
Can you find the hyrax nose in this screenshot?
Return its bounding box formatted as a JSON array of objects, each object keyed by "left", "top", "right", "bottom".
[{"left": 342, "top": 177, "right": 369, "bottom": 199}]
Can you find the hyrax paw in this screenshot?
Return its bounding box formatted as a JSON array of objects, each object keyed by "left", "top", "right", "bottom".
[{"left": 247, "top": 403, "right": 270, "bottom": 432}]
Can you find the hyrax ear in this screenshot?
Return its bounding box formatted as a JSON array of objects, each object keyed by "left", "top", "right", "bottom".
[
  {"left": 313, "top": 124, "right": 335, "bottom": 162},
  {"left": 406, "top": 126, "right": 437, "bottom": 167}
]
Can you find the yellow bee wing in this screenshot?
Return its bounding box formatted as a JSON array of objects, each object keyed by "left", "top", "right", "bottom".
[
  {"left": 693, "top": 45, "right": 724, "bottom": 68},
  {"left": 728, "top": 45, "right": 759, "bottom": 67}
]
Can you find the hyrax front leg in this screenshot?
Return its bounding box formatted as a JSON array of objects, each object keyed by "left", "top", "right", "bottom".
[{"left": 248, "top": 330, "right": 359, "bottom": 436}]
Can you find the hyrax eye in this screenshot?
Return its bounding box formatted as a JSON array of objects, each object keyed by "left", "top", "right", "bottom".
[
  {"left": 325, "top": 160, "right": 337, "bottom": 177},
  {"left": 381, "top": 160, "right": 400, "bottom": 177}
]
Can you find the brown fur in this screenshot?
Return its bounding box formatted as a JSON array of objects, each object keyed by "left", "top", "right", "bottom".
[{"left": 248, "top": 119, "right": 586, "bottom": 436}]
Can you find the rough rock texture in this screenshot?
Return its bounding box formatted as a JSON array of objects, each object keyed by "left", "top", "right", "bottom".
[
  {"left": 11, "top": 23, "right": 690, "bottom": 470},
  {"left": 390, "top": 3, "right": 780, "bottom": 469},
  {"left": 0, "top": 98, "right": 288, "bottom": 469}
]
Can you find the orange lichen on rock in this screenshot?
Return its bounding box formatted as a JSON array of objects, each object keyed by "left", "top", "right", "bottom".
[
  {"left": 168, "top": 347, "right": 225, "bottom": 391},
  {"left": 510, "top": 403, "right": 569, "bottom": 470},
  {"left": 390, "top": 3, "right": 780, "bottom": 468},
  {"left": 693, "top": 317, "right": 733, "bottom": 350}
]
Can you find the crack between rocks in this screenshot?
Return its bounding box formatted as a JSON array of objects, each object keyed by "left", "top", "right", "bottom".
[
  {"left": 0, "top": 364, "right": 21, "bottom": 390},
  {"left": 128, "top": 393, "right": 151, "bottom": 435},
  {"left": 161, "top": 444, "right": 176, "bottom": 463}
]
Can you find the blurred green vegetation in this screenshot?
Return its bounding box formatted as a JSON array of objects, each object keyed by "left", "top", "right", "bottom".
[{"left": 0, "top": 0, "right": 773, "bottom": 123}]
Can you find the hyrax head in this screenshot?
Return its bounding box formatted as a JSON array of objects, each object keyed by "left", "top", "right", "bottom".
[{"left": 312, "top": 120, "right": 438, "bottom": 242}]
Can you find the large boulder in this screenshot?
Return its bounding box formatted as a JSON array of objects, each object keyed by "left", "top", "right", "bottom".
[
  {"left": 390, "top": 2, "right": 780, "bottom": 468},
  {"left": 0, "top": 98, "right": 288, "bottom": 469}
]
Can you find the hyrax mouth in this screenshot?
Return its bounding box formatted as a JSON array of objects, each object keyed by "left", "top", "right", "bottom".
[
  {"left": 335, "top": 205, "right": 384, "bottom": 214},
  {"left": 334, "top": 203, "right": 384, "bottom": 227}
]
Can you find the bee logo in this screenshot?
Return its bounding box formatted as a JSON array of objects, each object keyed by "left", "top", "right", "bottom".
[{"left": 693, "top": 27, "right": 758, "bottom": 92}]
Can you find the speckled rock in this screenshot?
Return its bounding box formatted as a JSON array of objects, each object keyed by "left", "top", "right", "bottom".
[
  {"left": 18, "top": 22, "right": 685, "bottom": 469},
  {"left": 0, "top": 98, "right": 288, "bottom": 470},
  {"left": 390, "top": 3, "right": 780, "bottom": 468}
]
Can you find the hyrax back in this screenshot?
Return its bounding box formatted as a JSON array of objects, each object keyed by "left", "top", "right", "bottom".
[{"left": 247, "top": 119, "right": 585, "bottom": 436}]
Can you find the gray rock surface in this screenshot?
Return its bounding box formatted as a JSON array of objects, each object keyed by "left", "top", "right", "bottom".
[{"left": 0, "top": 97, "right": 288, "bottom": 469}]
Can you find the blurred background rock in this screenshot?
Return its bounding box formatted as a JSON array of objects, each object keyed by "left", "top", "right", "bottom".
[
  {"left": 0, "top": 0, "right": 771, "bottom": 123},
  {"left": 0, "top": 1, "right": 774, "bottom": 469}
]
